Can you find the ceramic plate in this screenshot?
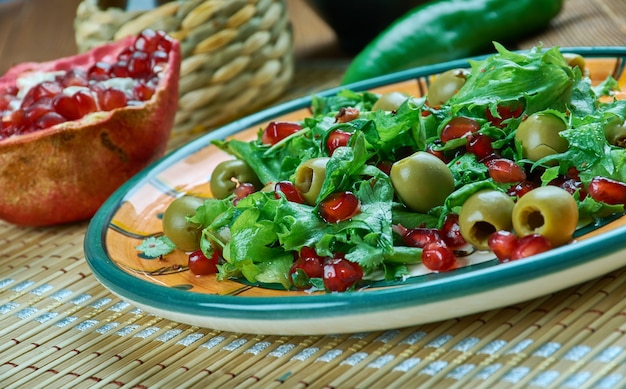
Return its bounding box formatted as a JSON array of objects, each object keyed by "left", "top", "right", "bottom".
[{"left": 85, "top": 47, "right": 626, "bottom": 335}]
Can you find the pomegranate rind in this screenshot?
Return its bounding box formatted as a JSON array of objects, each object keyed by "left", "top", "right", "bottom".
[{"left": 0, "top": 35, "right": 181, "bottom": 226}]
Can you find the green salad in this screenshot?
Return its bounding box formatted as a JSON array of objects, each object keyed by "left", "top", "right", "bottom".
[{"left": 149, "top": 43, "right": 626, "bottom": 293}]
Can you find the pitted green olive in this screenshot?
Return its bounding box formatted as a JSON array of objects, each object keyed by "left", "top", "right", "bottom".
[
  {"left": 162, "top": 195, "right": 205, "bottom": 252},
  {"left": 210, "top": 159, "right": 262, "bottom": 199},
  {"left": 604, "top": 117, "right": 626, "bottom": 147},
  {"left": 459, "top": 190, "right": 515, "bottom": 250},
  {"left": 372, "top": 92, "right": 410, "bottom": 111},
  {"left": 390, "top": 151, "right": 455, "bottom": 213},
  {"left": 515, "top": 113, "right": 568, "bottom": 162},
  {"left": 512, "top": 186, "right": 578, "bottom": 247},
  {"left": 294, "top": 157, "right": 330, "bottom": 205},
  {"left": 426, "top": 69, "right": 468, "bottom": 106}
]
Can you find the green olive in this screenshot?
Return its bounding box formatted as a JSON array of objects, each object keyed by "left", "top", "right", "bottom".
[
  {"left": 162, "top": 195, "right": 205, "bottom": 252},
  {"left": 390, "top": 151, "right": 455, "bottom": 213},
  {"left": 604, "top": 117, "right": 626, "bottom": 147},
  {"left": 294, "top": 157, "right": 330, "bottom": 205},
  {"left": 562, "top": 53, "right": 586, "bottom": 73},
  {"left": 426, "top": 68, "right": 468, "bottom": 106},
  {"left": 515, "top": 113, "right": 568, "bottom": 162},
  {"left": 459, "top": 190, "right": 515, "bottom": 250},
  {"left": 512, "top": 186, "right": 578, "bottom": 247},
  {"left": 372, "top": 92, "right": 410, "bottom": 111},
  {"left": 210, "top": 159, "right": 262, "bottom": 199}
]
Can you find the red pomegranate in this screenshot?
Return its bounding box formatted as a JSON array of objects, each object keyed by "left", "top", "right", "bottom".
[{"left": 0, "top": 30, "right": 181, "bottom": 226}]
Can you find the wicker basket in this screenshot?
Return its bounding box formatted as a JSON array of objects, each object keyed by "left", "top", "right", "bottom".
[{"left": 74, "top": 0, "right": 294, "bottom": 141}]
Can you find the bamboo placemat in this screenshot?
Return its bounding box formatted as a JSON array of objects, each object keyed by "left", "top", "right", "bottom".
[{"left": 2, "top": 0, "right": 626, "bottom": 387}]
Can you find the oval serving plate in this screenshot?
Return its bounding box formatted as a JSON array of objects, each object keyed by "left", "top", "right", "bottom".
[{"left": 85, "top": 47, "right": 626, "bottom": 335}]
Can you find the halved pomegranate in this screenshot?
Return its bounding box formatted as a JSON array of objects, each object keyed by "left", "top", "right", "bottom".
[{"left": 0, "top": 29, "right": 181, "bottom": 226}]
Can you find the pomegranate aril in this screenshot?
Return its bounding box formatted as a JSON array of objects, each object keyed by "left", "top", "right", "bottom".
[
  {"left": 402, "top": 227, "right": 442, "bottom": 248},
  {"left": 52, "top": 94, "right": 80, "bottom": 120},
  {"left": 323, "top": 254, "right": 363, "bottom": 292},
  {"left": 488, "top": 230, "right": 518, "bottom": 262},
  {"left": 88, "top": 62, "right": 112, "bottom": 81},
  {"left": 466, "top": 133, "right": 494, "bottom": 160},
  {"left": 24, "top": 97, "right": 54, "bottom": 123},
  {"left": 261, "top": 121, "right": 302, "bottom": 145},
  {"left": 151, "top": 50, "right": 169, "bottom": 67},
  {"left": 188, "top": 249, "right": 219, "bottom": 275},
  {"left": 21, "top": 82, "right": 63, "bottom": 108},
  {"left": 110, "top": 62, "right": 131, "bottom": 78},
  {"left": 486, "top": 104, "right": 524, "bottom": 128},
  {"left": 134, "top": 29, "right": 162, "bottom": 53},
  {"left": 59, "top": 69, "right": 89, "bottom": 88},
  {"left": 290, "top": 246, "right": 325, "bottom": 289},
  {"left": 510, "top": 234, "right": 552, "bottom": 260},
  {"left": 588, "top": 176, "right": 626, "bottom": 205},
  {"left": 421, "top": 241, "right": 456, "bottom": 271},
  {"left": 507, "top": 180, "right": 536, "bottom": 198},
  {"left": 327, "top": 130, "right": 352, "bottom": 156},
  {"left": 318, "top": 191, "right": 360, "bottom": 223},
  {"left": 274, "top": 181, "right": 305, "bottom": 203},
  {"left": 441, "top": 213, "right": 467, "bottom": 249},
  {"left": 36, "top": 112, "right": 66, "bottom": 129},
  {"left": 97, "top": 88, "right": 128, "bottom": 111},
  {"left": 233, "top": 182, "right": 256, "bottom": 205},
  {"left": 128, "top": 50, "right": 151, "bottom": 78},
  {"left": 133, "top": 81, "right": 155, "bottom": 101},
  {"left": 73, "top": 91, "right": 98, "bottom": 118},
  {"left": 486, "top": 158, "right": 527, "bottom": 183},
  {"left": 440, "top": 116, "right": 480, "bottom": 142}
]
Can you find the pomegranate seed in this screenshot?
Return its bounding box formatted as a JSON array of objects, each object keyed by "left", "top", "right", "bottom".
[
  {"left": 335, "top": 107, "right": 359, "bottom": 123},
  {"left": 488, "top": 230, "right": 519, "bottom": 262},
  {"left": 318, "top": 191, "right": 360, "bottom": 223},
  {"left": 507, "top": 180, "right": 536, "bottom": 198},
  {"left": 112, "top": 62, "right": 132, "bottom": 78},
  {"left": 128, "top": 50, "right": 151, "bottom": 78},
  {"left": 24, "top": 97, "right": 54, "bottom": 123},
  {"left": 261, "top": 121, "right": 302, "bottom": 145},
  {"left": 36, "top": 112, "right": 66, "bottom": 129},
  {"left": 233, "top": 182, "right": 256, "bottom": 205},
  {"left": 274, "top": 181, "right": 305, "bottom": 203},
  {"left": 97, "top": 88, "right": 128, "bottom": 111},
  {"left": 326, "top": 130, "right": 351, "bottom": 155},
  {"left": 73, "top": 91, "right": 98, "bottom": 118},
  {"left": 485, "top": 158, "right": 527, "bottom": 183},
  {"left": 323, "top": 254, "right": 363, "bottom": 292},
  {"left": 401, "top": 227, "right": 442, "bottom": 248},
  {"left": 466, "top": 133, "right": 495, "bottom": 160},
  {"left": 21, "top": 82, "right": 63, "bottom": 108},
  {"left": 134, "top": 29, "right": 161, "bottom": 53},
  {"left": 376, "top": 160, "right": 393, "bottom": 175},
  {"left": 88, "top": 62, "right": 112, "bottom": 81},
  {"left": 290, "top": 246, "right": 325, "bottom": 289},
  {"left": 133, "top": 81, "right": 155, "bottom": 101},
  {"left": 52, "top": 94, "right": 80, "bottom": 120},
  {"left": 151, "top": 50, "right": 169, "bottom": 67},
  {"left": 441, "top": 213, "right": 467, "bottom": 249},
  {"left": 440, "top": 116, "right": 480, "bottom": 142},
  {"left": 510, "top": 234, "right": 552, "bottom": 260},
  {"left": 421, "top": 241, "right": 456, "bottom": 271},
  {"left": 588, "top": 176, "right": 626, "bottom": 205},
  {"left": 486, "top": 104, "right": 524, "bottom": 128},
  {"left": 426, "top": 144, "right": 448, "bottom": 162},
  {"left": 188, "top": 249, "right": 219, "bottom": 275},
  {"left": 59, "top": 69, "right": 89, "bottom": 87}
]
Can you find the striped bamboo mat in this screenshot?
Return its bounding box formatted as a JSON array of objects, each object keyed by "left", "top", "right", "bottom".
[
  {"left": 2, "top": 0, "right": 626, "bottom": 386},
  {"left": 1, "top": 218, "right": 626, "bottom": 388}
]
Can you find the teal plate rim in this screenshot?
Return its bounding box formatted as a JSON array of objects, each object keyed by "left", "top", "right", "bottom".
[{"left": 84, "top": 46, "right": 626, "bottom": 324}]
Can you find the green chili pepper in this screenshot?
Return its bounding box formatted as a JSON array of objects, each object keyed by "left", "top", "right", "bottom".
[{"left": 341, "top": 0, "right": 563, "bottom": 84}]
